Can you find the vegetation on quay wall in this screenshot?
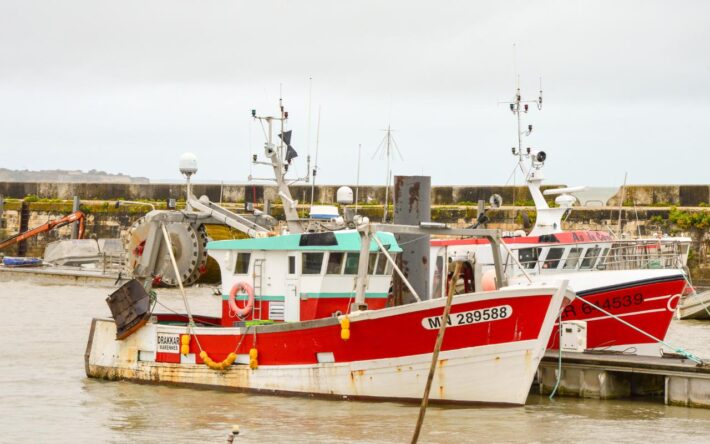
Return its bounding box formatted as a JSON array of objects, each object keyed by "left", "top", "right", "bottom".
[{"left": 650, "top": 207, "right": 710, "bottom": 233}]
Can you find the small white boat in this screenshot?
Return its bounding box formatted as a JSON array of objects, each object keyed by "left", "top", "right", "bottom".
[{"left": 677, "top": 287, "right": 710, "bottom": 320}]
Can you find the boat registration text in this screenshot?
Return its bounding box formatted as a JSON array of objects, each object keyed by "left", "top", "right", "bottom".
[{"left": 421, "top": 305, "right": 513, "bottom": 330}]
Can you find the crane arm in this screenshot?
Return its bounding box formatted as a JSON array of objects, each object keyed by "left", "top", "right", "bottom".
[{"left": 0, "top": 211, "right": 85, "bottom": 251}]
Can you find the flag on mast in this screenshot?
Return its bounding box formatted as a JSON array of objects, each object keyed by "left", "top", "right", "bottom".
[{"left": 279, "top": 130, "right": 299, "bottom": 163}]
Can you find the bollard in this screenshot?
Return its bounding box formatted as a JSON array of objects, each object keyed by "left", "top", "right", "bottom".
[{"left": 226, "top": 425, "right": 240, "bottom": 443}]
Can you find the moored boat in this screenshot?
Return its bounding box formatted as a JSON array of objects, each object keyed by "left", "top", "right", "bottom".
[
  {"left": 429, "top": 86, "right": 691, "bottom": 356},
  {"left": 86, "top": 223, "right": 570, "bottom": 405}
]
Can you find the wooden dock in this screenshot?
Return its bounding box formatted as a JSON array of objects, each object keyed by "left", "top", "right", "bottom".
[{"left": 538, "top": 350, "right": 710, "bottom": 408}]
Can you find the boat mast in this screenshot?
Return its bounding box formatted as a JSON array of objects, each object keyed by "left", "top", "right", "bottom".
[
  {"left": 251, "top": 98, "right": 303, "bottom": 233},
  {"left": 506, "top": 80, "right": 547, "bottom": 209},
  {"left": 505, "top": 80, "right": 572, "bottom": 235}
]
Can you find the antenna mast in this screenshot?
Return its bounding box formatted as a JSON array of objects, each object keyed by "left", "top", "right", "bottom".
[
  {"left": 503, "top": 77, "right": 543, "bottom": 180},
  {"left": 373, "top": 125, "right": 403, "bottom": 223},
  {"left": 310, "top": 106, "right": 321, "bottom": 208}
]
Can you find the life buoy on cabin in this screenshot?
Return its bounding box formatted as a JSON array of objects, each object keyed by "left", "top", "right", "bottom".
[
  {"left": 481, "top": 269, "right": 497, "bottom": 292},
  {"left": 228, "top": 282, "right": 255, "bottom": 318}
]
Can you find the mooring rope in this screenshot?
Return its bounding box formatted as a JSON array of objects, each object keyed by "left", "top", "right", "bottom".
[
  {"left": 577, "top": 296, "right": 703, "bottom": 365},
  {"left": 161, "top": 223, "right": 205, "bottom": 352},
  {"left": 548, "top": 311, "right": 563, "bottom": 400}
]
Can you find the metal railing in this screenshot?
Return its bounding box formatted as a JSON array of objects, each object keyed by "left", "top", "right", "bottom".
[{"left": 497, "top": 239, "right": 689, "bottom": 276}]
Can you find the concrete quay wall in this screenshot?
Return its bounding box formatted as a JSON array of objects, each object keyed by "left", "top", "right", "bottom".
[{"left": 1, "top": 182, "right": 710, "bottom": 207}]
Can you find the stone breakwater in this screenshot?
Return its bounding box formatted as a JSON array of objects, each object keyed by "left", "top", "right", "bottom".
[
  {"left": 1, "top": 183, "right": 708, "bottom": 285},
  {"left": 1, "top": 182, "right": 710, "bottom": 207}
]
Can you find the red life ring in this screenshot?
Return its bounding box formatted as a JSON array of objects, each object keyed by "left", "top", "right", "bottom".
[{"left": 228, "top": 282, "right": 254, "bottom": 319}]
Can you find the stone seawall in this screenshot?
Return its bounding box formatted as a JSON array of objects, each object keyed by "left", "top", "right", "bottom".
[
  {"left": 1, "top": 187, "right": 708, "bottom": 285},
  {"left": 2, "top": 182, "right": 710, "bottom": 207}
]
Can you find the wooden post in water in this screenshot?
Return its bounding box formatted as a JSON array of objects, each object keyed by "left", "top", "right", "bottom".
[
  {"left": 0, "top": 194, "right": 5, "bottom": 229},
  {"left": 411, "top": 261, "right": 462, "bottom": 443},
  {"left": 17, "top": 200, "right": 30, "bottom": 257}
]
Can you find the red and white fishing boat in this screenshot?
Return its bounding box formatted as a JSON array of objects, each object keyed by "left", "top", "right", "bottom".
[
  {"left": 86, "top": 221, "right": 569, "bottom": 405},
  {"left": 429, "top": 87, "right": 690, "bottom": 356}
]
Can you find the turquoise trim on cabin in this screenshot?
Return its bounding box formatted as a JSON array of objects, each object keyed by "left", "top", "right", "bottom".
[
  {"left": 221, "top": 292, "right": 388, "bottom": 301},
  {"left": 207, "top": 231, "right": 402, "bottom": 253},
  {"left": 300, "top": 292, "right": 389, "bottom": 299},
  {"left": 221, "top": 294, "right": 286, "bottom": 301}
]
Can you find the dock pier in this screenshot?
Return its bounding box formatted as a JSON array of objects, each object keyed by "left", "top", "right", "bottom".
[{"left": 538, "top": 351, "right": 710, "bottom": 408}]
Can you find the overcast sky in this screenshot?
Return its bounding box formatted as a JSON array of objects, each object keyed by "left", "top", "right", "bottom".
[{"left": 0, "top": 1, "right": 708, "bottom": 186}]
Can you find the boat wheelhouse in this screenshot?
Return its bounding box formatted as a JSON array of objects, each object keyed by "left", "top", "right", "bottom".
[{"left": 208, "top": 230, "right": 401, "bottom": 325}]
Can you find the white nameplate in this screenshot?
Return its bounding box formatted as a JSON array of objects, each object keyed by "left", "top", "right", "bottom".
[
  {"left": 156, "top": 333, "right": 180, "bottom": 353},
  {"left": 421, "top": 305, "right": 513, "bottom": 330}
]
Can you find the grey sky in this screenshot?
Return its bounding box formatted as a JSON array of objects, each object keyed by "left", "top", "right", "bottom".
[{"left": 0, "top": 1, "right": 708, "bottom": 186}]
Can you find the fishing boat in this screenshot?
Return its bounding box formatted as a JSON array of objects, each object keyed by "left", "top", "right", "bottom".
[
  {"left": 430, "top": 87, "right": 690, "bottom": 356},
  {"left": 86, "top": 219, "right": 569, "bottom": 406}
]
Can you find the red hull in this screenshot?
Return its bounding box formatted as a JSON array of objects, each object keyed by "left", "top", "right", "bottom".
[
  {"left": 548, "top": 276, "right": 685, "bottom": 350},
  {"left": 159, "top": 293, "right": 556, "bottom": 366}
]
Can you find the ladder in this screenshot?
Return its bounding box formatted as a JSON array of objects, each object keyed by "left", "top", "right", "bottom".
[{"left": 252, "top": 259, "right": 266, "bottom": 320}]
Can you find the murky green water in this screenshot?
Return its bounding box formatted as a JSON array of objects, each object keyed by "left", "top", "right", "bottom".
[{"left": 1, "top": 280, "right": 710, "bottom": 443}]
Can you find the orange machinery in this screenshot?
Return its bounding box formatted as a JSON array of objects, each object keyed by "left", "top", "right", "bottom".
[{"left": 0, "top": 211, "right": 86, "bottom": 251}]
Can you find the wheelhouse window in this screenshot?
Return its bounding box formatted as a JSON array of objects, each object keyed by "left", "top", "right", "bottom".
[
  {"left": 302, "top": 253, "right": 324, "bottom": 274},
  {"left": 596, "top": 248, "right": 609, "bottom": 269},
  {"left": 234, "top": 253, "right": 251, "bottom": 274},
  {"left": 518, "top": 248, "right": 541, "bottom": 269},
  {"left": 580, "top": 247, "right": 601, "bottom": 269},
  {"left": 368, "top": 253, "right": 377, "bottom": 275},
  {"left": 385, "top": 253, "right": 397, "bottom": 274},
  {"left": 543, "top": 248, "right": 564, "bottom": 269},
  {"left": 326, "top": 252, "right": 345, "bottom": 274},
  {"left": 343, "top": 253, "right": 360, "bottom": 274},
  {"left": 564, "top": 248, "right": 583, "bottom": 269},
  {"left": 375, "top": 253, "right": 388, "bottom": 275}
]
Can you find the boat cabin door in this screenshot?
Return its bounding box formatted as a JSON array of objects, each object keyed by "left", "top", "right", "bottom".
[{"left": 284, "top": 254, "right": 300, "bottom": 322}]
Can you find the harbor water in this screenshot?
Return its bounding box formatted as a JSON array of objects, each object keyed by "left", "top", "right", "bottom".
[{"left": 2, "top": 280, "right": 710, "bottom": 443}]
